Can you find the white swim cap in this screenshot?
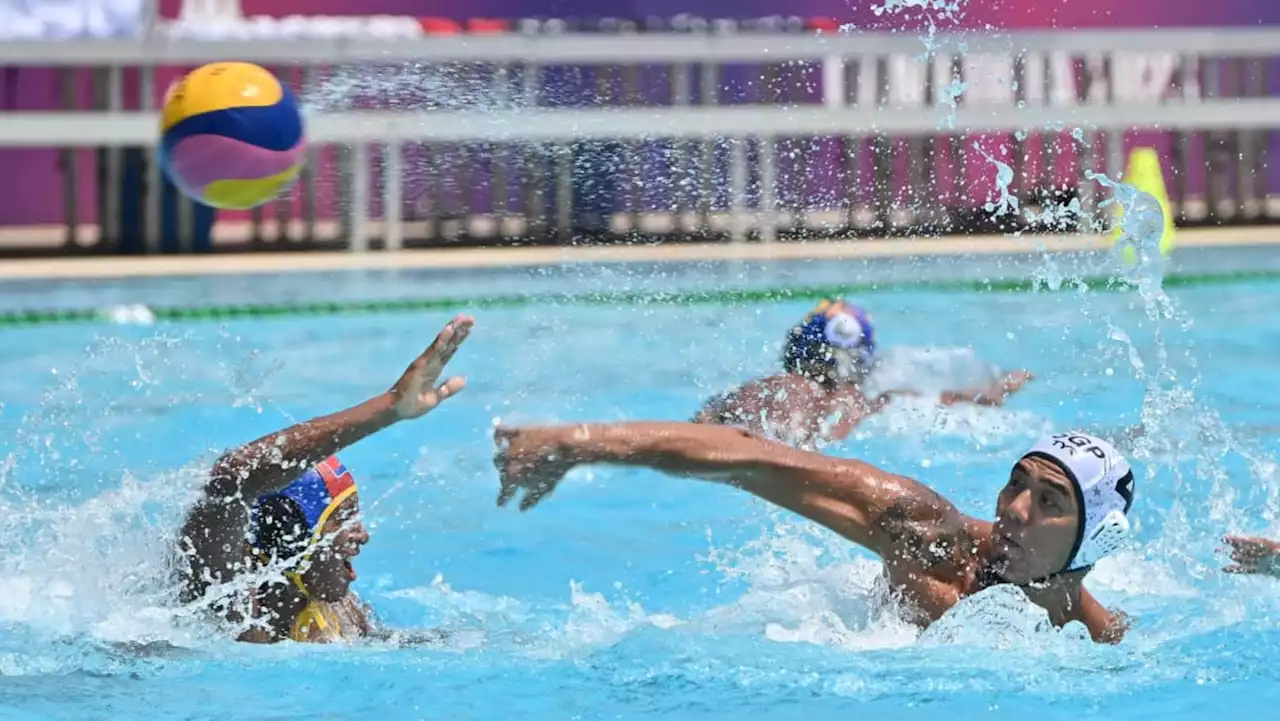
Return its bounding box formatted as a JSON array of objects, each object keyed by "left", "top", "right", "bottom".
[
  {"left": 823, "top": 311, "right": 867, "bottom": 349},
  {"left": 1020, "top": 432, "right": 1135, "bottom": 573}
]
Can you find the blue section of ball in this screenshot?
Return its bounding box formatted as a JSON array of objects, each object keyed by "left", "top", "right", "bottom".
[{"left": 160, "top": 83, "right": 303, "bottom": 158}]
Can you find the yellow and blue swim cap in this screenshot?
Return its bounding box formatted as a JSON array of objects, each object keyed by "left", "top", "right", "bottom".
[
  {"left": 250, "top": 456, "right": 357, "bottom": 556},
  {"left": 783, "top": 299, "right": 876, "bottom": 380}
]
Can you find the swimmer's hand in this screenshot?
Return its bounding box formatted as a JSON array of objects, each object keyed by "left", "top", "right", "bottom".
[
  {"left": 493, "top": 426, "right": 576, "bottom": 511},
  {"left": 941, "top": 369, "right": 1034, "bottom": 407},
  {"left": 1223, "top": 535, "right": 1280, "bottom": 576},
  {"left": 389, "top": 315, "right": 473, "bottom": 420}
]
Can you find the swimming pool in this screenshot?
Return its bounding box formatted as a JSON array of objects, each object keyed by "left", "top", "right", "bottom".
[{"left": 1, "top": 246, "right": 1279, "bottom": 720}]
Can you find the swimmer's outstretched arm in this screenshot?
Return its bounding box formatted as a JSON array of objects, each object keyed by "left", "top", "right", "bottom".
[
  {"left": 177, "top": 315, "right": 473, "bottom": 601},
  {"left": 493, "top": 422, "right": 955, "bottom": 555},
  {"left": 939, "top": 369, "right": 1034, "bottom": 407}
]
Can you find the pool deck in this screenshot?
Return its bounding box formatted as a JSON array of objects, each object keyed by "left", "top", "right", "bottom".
[{"left": 0, "top": 227, "right": 1276, "bottom": 280}]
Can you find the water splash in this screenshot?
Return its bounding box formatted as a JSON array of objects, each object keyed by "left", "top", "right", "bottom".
[
  {"left": 973, "top": 141, "right": 1020, "bottom": 219},
  {"left": 870, "top": 0, "right": 967, "bottom": 44},
  {"left": 0, "top": 331, "right": 297, "bottom": 657},
  {"left": 1016, "top": 153, "right": 1276, "bottom": 575},
  {"left": 1084, "top": 170, "right": 1214, "bottom": 563},
  {"left": 1090, "top": 169, "right": 1170, "bottom": 291},
  {"left": 863, "top": 0, "right": 972, "bottom": 129},
  {"left": 936, "top": 72, "right": 968, "bottom": 130},
  {"left": 699, "top": 520, "right": 921, "bottom": 650},
  {"left": 957, "top": 65, "right": 1278, "bottom": 604}
]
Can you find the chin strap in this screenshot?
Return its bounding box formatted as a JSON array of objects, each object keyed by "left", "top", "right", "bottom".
[{"left": 978, "top": 559, "right": 1090, "bottom": 590}]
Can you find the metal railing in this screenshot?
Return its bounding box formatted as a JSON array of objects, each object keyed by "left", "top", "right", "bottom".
[{"left": 1, "top": 26, "right": 1277, "bottom": 254}]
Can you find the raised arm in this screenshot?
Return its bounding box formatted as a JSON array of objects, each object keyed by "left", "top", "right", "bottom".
[
  {"left": 493, "top": 421, "right": 952, "bottom": 555},
  {"left": 177, "top": 315, "right": 473, "bottom": 603}
]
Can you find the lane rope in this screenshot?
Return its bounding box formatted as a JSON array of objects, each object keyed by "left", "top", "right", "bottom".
[{"left": 1, "top": 268, "right": 1276, "bottom": 327}]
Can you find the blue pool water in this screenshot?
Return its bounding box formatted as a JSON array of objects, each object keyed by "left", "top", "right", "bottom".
[{"left": 2, "top": 248, "right": 1280, "bottom": 720}]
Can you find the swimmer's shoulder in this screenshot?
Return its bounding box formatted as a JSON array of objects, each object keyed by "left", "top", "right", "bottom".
[
  {"left": 871, "top": 476, "right": 982, "bottom": 561},
  {"left": 696, "top": 375, "right": 809, "bottom": 422},
  {"left": 746, "top": 374, "right": 827, "bottom": 410}
]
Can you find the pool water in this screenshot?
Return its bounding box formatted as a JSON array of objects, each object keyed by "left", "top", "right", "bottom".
[{"left": 1, "top": 250, "right": 1280, "bottom": 720}]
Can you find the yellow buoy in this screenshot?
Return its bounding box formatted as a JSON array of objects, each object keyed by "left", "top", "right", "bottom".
[{"left": 1111, "top": 146, "right": 1176, "bottom": 264}]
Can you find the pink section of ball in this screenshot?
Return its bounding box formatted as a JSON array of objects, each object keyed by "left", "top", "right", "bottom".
[{"left": 166, "top": 134, "right": 305, "bottom": 196}]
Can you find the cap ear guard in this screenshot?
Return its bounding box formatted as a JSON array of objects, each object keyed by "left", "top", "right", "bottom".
[{"left": 1069, "top": 508, "right": 1131, "bottom": 571}]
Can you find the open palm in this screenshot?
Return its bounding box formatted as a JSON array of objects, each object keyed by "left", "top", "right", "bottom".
[
  {"left": 493, "top": 425, "right": 574, "bottom": 511},
  {"left": 389, "top": 315, "right": 474, "bottom": 420}
]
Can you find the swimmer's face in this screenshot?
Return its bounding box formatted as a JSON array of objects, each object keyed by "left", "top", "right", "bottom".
[
  {"left": 302, "top": 493, "right": 369, "bottom": 602},
  {"left": 990, "top": 457, "right": 1080, "bottom": 584}
]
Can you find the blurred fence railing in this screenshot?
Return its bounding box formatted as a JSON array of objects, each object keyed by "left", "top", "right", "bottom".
[{"left": 1, "top": 27, "right": 1279, "bottom": 254}]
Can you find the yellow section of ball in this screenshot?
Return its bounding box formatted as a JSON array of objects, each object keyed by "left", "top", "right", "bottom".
[
  {"left": 201, "top": 165, "right": 302, "bottom": 210},
  {"left": 161, "top": 62, "right": 284, "bottom": 132}
]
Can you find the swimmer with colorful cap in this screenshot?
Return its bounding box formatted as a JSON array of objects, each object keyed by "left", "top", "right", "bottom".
[
  {"left": 694, "top": 298, "right": 1034, "bottom": 447},
  {"left": 494, "top": 425, "right": 1136, "bottom": 643},
  {"left": 177, "top": 315, "right": 473, "bottom": 644}
]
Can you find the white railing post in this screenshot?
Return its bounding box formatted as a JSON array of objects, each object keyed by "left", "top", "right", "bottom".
[
  {"left": 728, "top": 136, "right": 748, "bottom": 242},
  {"left": 383, "top": 141, "right": 403, "bottom": 251},
  {"left": 349, "top": 141, "right": 369, "bottom": 252},
  {"left": 140, "top": 64, "right": 161, "bottom": 253},
  {"left": 822, "top": 54, "right": 846, "bottom": 110}
]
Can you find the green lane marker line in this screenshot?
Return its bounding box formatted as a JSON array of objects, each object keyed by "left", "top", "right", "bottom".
[{"left": 2, "top": 268, "right": 1278, "bottom": 327}]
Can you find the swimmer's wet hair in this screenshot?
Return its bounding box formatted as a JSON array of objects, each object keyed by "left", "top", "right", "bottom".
[
  {"left": 251, "top": 495, "right": 312, "bottom": 560},
  {"left": 782, "top": 322, "right": 836, "bottom": 378}
]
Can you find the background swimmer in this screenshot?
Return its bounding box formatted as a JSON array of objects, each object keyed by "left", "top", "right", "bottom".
[
  {"left": 176, "top": 315, "right": 473, "bottom": 643},
  {"left": 494, "top": 424, "right": 1136, "bottom": 643},
  {"left": 694, "top": 299, "right": 1034, "bottom": 446}
]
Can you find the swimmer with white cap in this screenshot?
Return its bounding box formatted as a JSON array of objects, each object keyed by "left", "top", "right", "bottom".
[
  {"left": 494, "top": 424, "right": 1136, "bottom": 643},
  {"left": 693, "top": 298, "right": 1034, "bottom": 447},
  {"left": 176, "top": 315, "right": 473, "bottom": 644}
]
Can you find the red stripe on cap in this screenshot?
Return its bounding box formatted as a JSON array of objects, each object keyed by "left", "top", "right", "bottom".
[{"left": 316, "top": 456, "right": 356, "bottom": 498}]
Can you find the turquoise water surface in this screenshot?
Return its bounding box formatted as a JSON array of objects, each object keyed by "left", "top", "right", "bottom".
[{"left": 1, "top": 247, "right": 1279, "bottom": 720}]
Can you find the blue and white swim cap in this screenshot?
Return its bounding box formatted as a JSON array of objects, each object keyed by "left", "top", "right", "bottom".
[
  {"left": 783, "top": 299, "right": 876, "bottom": 381},
  {"left": 1021, "top": 432, "right": 1135, "bottom": 573}
]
